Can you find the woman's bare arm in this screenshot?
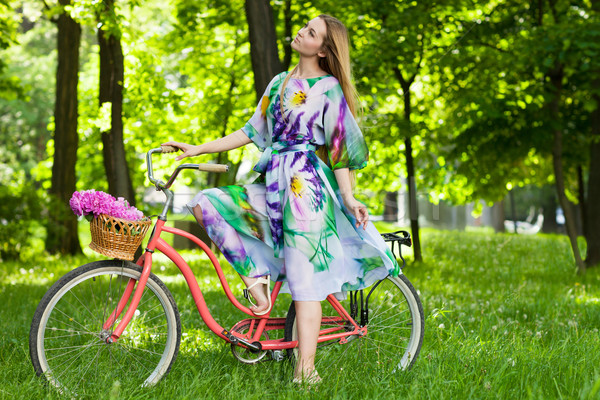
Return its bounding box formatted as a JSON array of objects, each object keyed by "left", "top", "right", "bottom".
[
  {"left": 334, "top": 168, "right": 369, "bottom": 230},
  {"left": 163, "top": 129, "right": 252, "bottom": 161}
]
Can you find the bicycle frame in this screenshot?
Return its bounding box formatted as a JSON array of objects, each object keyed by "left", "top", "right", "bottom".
[{"left": 104, "top": 217, "right": 365, "bottom": 351}]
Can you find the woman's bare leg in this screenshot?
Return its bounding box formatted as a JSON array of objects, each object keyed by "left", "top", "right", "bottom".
[
  {"left": 192, "top": 204, "right": 269, "bottom": 313},
  {"left": 294, "top": 301, "right": 322, "bottom": 381},
  {"left": 191, "top": 204, "right": 205, "bottom": 228}
]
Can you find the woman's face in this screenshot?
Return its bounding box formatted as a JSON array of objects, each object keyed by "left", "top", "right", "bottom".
[{"left": 291, "top": 17, "right": 327, "bottom": 58}]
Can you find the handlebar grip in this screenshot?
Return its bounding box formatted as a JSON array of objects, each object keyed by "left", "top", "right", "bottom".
[
  {"left": 198, "top": 163, "right": 229, "bottom": 173},
  {"left": 161, "top": 145, "right": 180, "bottom": 153}
]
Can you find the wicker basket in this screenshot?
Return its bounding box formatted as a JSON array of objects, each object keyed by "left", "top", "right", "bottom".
[{"left": 89, "top": 214, "right": 152, "bottom": 261}]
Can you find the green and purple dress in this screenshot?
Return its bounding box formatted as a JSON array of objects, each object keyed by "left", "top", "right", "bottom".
[{"left": 187, "top": 71, "right": 400, "bottom": 301}]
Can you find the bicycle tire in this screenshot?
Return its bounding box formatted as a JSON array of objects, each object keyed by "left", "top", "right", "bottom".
[
  {"left": 284, "top": 274, "right": 424, "bottom": 375},
  {"left": 29, "top": 260, "right": 181, "bottom": 396}
]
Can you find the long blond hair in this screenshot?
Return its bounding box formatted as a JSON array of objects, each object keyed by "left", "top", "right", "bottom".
[{"left": 280, "top": 14, "right": 360, "bottom": 187}]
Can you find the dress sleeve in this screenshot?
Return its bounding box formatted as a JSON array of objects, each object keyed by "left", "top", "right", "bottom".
[
  {"left": 241, "top": 73, "right": 283, "bottom": 150},
  {"left": 322, "top": 84, "right": 369, "bottom": 170}
]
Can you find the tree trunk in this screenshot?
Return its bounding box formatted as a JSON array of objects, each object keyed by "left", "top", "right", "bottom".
[
  {"left": 383, "top": 191, "right": 398, "bottom": 222},
  {"left": 404, "top": 135, "right": 422, "bottom": 261},
  {"left": 548, "top": 66, "right": 585, "bottom": 272},
  {"left": 586, "top": 0, "right": 600, "bottom": 268},
  {"left": 245, "top": 0, "right": 283, "bottom": 99},
  {"left": 509, "top": 189, "right": 518, "bottom": 234},
  {"left": 281, "top": 0, "right": 293, "bottom": 71},
  {"left": 98, "top": 0, "right": 135, "bottom": 203},
  {"left": 398, "top": 85, "right": 422, "bottom": 261},
  {"left": 541, "top": 185, "right": 558, "bottom": 233},
  {"left": 577, "top": 165, "right": 587, "bottom": 238},
  {"left": 491, "top": 200, "right": 505, "bottom": 233},
  {"left": 46, "top": 0, "right": 82, "bottom": 255},
  {"left": 392, "top": 65, "right": 422, "bottom": 261},
  {"left": 587, "top": 114, "right": 600, "bottom": 267}
]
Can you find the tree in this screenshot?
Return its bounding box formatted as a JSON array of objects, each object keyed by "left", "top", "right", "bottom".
[
  {"left": 279, "top": 0, "right": 293, "bottom": 71},
  {"left": 124, "top": 0, "right": 258, "bottom": 190},
  {"left": 543, "top": 0, "right": 585, "bottom": 272},
  {"left": 547, "top": 57, "right": 585, "bottom": 272},
  {"left": 587, "top": 0, "right": 600, "bottom": 267},
  {"left": 322, "top": 0, "right": 466, "bottom": 262},
  {"left": 97, "top": 0, "right": 136, "bottom": 203},
  {"left": 46, "top": 0, "right": 82, "bottom": 255},
  {"left": 244, "top": 0, "right": 283, "bottom": 98},
  {"left": 435, "top": 0, "right": 597, "bottom": 272}
]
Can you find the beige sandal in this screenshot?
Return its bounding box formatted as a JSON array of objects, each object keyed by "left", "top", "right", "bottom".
[{"left": 243, "top": 275, "right": 271, "bottom": 316}]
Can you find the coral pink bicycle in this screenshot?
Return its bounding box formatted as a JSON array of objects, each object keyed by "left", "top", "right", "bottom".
[{"left": 29, "top": 146, "right": 424, "bottom": 395}]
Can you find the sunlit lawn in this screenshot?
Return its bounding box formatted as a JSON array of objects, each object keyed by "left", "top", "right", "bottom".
[{"left": 1, "top": 223, "right": 600, "bottom": 399}]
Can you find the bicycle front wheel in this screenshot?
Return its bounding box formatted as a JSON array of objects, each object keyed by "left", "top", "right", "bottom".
[
  {"left": 285, "top": 274, "right": 424, "bottom": 376},
  {"left": 29, "top": 260, "right": 181, "bottom": 396}
]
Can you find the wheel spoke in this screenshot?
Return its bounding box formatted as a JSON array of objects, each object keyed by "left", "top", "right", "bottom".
[
  {"left": 48, "top": 307, "right": 96, "bottom": 335},
  {"left": 44, "top": 325, "right": 98, "bottom": 337},
  {"left": 50, "top": 340, "right": 102, "bottom": 383},
  {"left": 59, "top": 288, "right": 100, "bottom": 331},
  {"left": 366, "top": 317, "right": 415, "bottom": 331},
  {"left": 45, "top": 340, "right": 103, "bottom": 362},
  {"left": 361, "top": 335, "right": 409, "bottom": 353},
  {"left": 72, "top": 343, "right": 105, "bottom": 391},
  {"left": 111, "top": 343, "right": 156, "bottom": 373},
  {"left": 315, "top": 336, "right": 358, "bottom": 371}
]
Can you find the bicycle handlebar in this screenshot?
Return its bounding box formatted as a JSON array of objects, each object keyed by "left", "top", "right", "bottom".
[
  {"left": 195, "top": 163, "right": 230, "bottom": 173},
  {"left": 146, "top": 146, "right": 230, "bottom": 220},
  {"left": 160, "top": 145, "right": 179, "bottom": 153},
  {"left": 146, "top": 146, "right": 229, "bottom": 191},
  {"left": 157, "top": 146, "right": 229, "bottom": 174}
]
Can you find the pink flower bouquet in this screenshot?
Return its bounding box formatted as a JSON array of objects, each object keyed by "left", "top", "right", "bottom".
[
  {"left": 70, "top": 190, "right": 151, "bottom": 260},
  {"left": 69, "top": 190, "right": 145, "bottom": 221}
]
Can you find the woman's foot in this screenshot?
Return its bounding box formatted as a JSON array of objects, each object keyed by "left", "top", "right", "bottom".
[
  {"left": 292, "top": 369, "right": 321, "bottom": 386},
  {"left": 247, "top": 283, "right": 269, "bottom": 314},
  {"left": 241, "top": 276, "right": 271, "bottom": 315}
]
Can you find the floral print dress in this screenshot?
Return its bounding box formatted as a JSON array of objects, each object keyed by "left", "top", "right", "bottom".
[{"left": 187, "top": 71, "right": 400, "bottom": 301}]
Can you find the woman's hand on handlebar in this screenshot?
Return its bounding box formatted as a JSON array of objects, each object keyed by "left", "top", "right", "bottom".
[{"left": 161, "top": 141, "right": 203, "bottom": 161}]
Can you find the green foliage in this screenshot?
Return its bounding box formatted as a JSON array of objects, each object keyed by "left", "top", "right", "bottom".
[
  {"left": 0, "top": 1, "right": 19, "bottom": 47},
  {"left": 0, "top": 180, "right": 45, "bottom": 260},
  {"left": 0, "top": 0, "right": 22, "bottom": 99},
  {"left": 118, "top": 0, "right": 260, "bottom": 189},
  {"left": 434, "top": 0, "right": 600, "bottom": 205},
  {"left": 0, "top": 5, "right": 55, "bottom": 260},
  {"left": 1, "top": 229, "right": 599, "bottom": 397},
  {"left": 311, "top": 0, "right": 468, "bottom": 212},
  {"left": 0, "top": 15, "right": 55, "bottom": 184},
  {"left": 3, "top": 0, "right": 600, "bottom": 251}
]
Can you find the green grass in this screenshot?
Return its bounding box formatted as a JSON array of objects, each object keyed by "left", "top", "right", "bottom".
[{"left": 2, "top": 226, "right": 600, "bottom": 399}]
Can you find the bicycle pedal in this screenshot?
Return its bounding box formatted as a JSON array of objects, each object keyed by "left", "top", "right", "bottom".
[
  {"left": 270, "top": 350, "right": 285, "bottom": 362},
  {"left": 222, "top": 329, "right": 262, "bottom": 352},
  {"left": 243, "top": 288, "right": 250, "bottom": 300}
]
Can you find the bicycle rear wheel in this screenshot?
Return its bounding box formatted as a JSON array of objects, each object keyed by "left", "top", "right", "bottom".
[
  {"left": 29, "top": 260, "right": 181, "bottom": 396},
  {"left": 284, "top": 274, "right": 424, "bottom": 375}
]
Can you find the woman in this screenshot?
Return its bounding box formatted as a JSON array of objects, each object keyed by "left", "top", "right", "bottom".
[{"left": 164, "top": 14, "right": 399, "bottom": 384}]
